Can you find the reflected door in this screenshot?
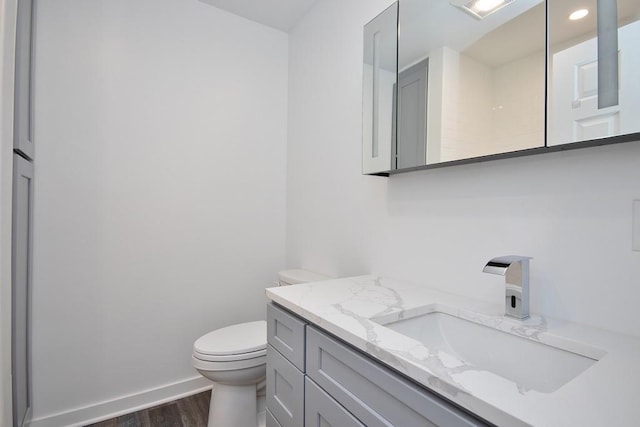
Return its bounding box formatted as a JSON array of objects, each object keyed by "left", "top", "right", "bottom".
[
  {"left": 549, "top": 0, "right": 640, "bottom": 146},
  {"left": 396, "top": 59, "right": 428, "bottom": 169},
  {"left": 551, "top": 37, "right": 621, "bottom": 142}
]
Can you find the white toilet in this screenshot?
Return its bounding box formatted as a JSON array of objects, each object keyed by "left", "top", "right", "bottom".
[{"left": 192, "top": 269, "right": 331, "bottom": 427}]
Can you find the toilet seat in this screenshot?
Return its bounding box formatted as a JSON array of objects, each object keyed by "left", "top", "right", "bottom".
[
  {"left": 193, "top": 348, "right": 265, "bottom": 362},
  {"left": 193, "top": 320, "right": 266, "bottom": 362},
  {"left": 192, "top": 351, "right": 266, "bottom": 372}
]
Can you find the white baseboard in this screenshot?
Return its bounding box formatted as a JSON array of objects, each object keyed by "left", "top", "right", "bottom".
[{"left": 28, "top": 376, "right": 211, "bottom": 427}]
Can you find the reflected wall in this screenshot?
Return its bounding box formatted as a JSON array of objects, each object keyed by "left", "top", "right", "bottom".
[{"left": 398, "top": 0, "right": 546, "bottom": 166}]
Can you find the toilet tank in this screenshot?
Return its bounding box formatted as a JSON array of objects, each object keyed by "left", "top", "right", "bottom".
[{"left": 278, "top": 269, "right": 332, "bottom": 286}]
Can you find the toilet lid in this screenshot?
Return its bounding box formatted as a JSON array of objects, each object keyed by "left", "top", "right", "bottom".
[{"left": 194, "top": 320, "right": 266, "bottom": 356}]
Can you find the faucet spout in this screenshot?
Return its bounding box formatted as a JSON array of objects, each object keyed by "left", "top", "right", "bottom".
[{"left": 483, "top": 256, "right": 532, "bottom": 319}]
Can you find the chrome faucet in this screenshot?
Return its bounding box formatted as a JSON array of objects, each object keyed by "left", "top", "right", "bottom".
[{"left": 483, "top": 256, "right": 532, "bottom": 319}]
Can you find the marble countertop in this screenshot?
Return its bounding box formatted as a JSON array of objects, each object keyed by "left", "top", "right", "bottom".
[{"left": 265, "top": 275, "right": 640, "bottom": 427}]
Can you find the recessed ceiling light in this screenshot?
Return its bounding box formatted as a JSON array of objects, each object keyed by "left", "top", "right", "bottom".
[
  {"left": 569, "top": 9, "right": 589, "bottom": 21},
  {"left": 450, "top": 0, "right": 513, "bottom": 20}
]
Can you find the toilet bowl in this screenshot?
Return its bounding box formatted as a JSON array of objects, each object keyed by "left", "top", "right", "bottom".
[
  {"left": 193, "top": 321, "right": 267, "bottom": 427},
  {"left": 193, "top": 269, "right": 331, "bottom": 427}
]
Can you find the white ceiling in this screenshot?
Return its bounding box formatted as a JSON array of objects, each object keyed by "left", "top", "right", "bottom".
[{"left": 198, "top": 0, "right": 319, "bottom": 32}]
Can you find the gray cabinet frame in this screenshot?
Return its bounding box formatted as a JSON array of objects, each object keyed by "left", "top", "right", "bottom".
[
  {"left": 305, "top": 377, "right": 364, "bottom": 427},
  {"left": 267, "top": 302, "right": 306, "bottom": 371},
  {"left": 266, "top": 345, "right": 305, "bottom": 427},
  {"left": 12, "top": 155, "right": 33, "bottom": 427},
  {"left": 14, "top": 0, "right": 35, "bottom": 160}
]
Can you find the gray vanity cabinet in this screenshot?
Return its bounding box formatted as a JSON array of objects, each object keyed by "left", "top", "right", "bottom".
[
  {"left": 12, "top": 155, "right": 33, "bottom": 427},
  {"left": 306, "top": 326, "right": 486, "bottom": 427},
  {"left": 304, "top": 377, "right": 364, "bottom": 427},
  {"left": 266, "top": 347, "right": 304, "bottom": 427},
  {"left": 265, "top": 409, "right": 281, "bottom": 427},
  {"left": 267, "top": 301, "right": 306, "bottom": 371},
  {"left": 266, "top": 303, "right": 488, "bottom": 427},
  {"left": 14, "top": 0, "right": 35, "bottom": 160},
  {"left": 12, "top": 1, "right": 36, "bottom": 425},
  {"left": 266, "top": 303, "right": 307, "bottom": 427}
]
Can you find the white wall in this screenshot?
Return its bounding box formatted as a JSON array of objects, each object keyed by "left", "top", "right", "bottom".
[
  {"left": 287, "top": 0, "right": 393, "bottom": 279},
  {"left": 287, "top": 0, "right": 640, "bottom": 338},
  {"left": 0, "top": 0, "right": 17, "bottom": 425},
  {"left": 32, "top": 0, "right": 287, "bottom": 423}
]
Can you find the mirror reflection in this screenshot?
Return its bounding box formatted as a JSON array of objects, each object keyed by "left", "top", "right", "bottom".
[
  {"left": 398, "top": 0, "right": 546, "bottom": 166},
  {"left": 549, "top": 0, "right": 640, "bottom": 145},
  {"left": 362, "top": 4, "right": 398, "bottom": 174},
  {"left": 362, "top": 0, "right": 640, "bottom": 176}
]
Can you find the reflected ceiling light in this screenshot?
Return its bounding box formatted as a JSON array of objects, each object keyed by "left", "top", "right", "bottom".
[
  {"left": 450, "top": 0, "right": 514, "bottom": 20},
  {"left": 475, "top": 0, "right": 506, "bottom": 12},
  {"left": 569, "top": 8, "right": 589, "bottom": 20}
]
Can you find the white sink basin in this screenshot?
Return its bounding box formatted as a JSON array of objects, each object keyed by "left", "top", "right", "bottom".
[{"left": 376, "top": 311, "right": 603, "bottom": 393}]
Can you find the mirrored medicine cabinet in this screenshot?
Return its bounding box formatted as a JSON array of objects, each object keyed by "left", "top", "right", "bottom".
[{"left": 363, "top": 0, "right": 640, "bottom": 176}]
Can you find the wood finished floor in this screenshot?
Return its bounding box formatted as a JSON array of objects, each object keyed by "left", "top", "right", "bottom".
[{"left": 85, "top": 390, "right": 210, "bottom": 427}]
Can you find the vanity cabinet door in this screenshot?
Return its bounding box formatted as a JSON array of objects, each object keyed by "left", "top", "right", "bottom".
[
  {"left": 266, "top": 345, "right": 304, "bottom": 427},
  {"left": 305, "top": 378, "right": 364, "bottom": 427},
  {"left": 306, "top": 326, "right": 487, "bottom": 427},
  {"left": 267, "top": 303, "right": 306, "bottom": 371}
]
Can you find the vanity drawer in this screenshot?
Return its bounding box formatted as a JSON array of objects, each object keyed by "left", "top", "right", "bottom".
[
  {"left": 266, "top": 344, "right": 304, "bottom": 427},
  {"left": 305, "top": 377, "right": 365, "bottom": 427},
  {"left": 306, "top": 326, "right": 487, "bottom": 427},
  {"left": 267, "top": 303, "right": 306, "bottom": 371}
]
